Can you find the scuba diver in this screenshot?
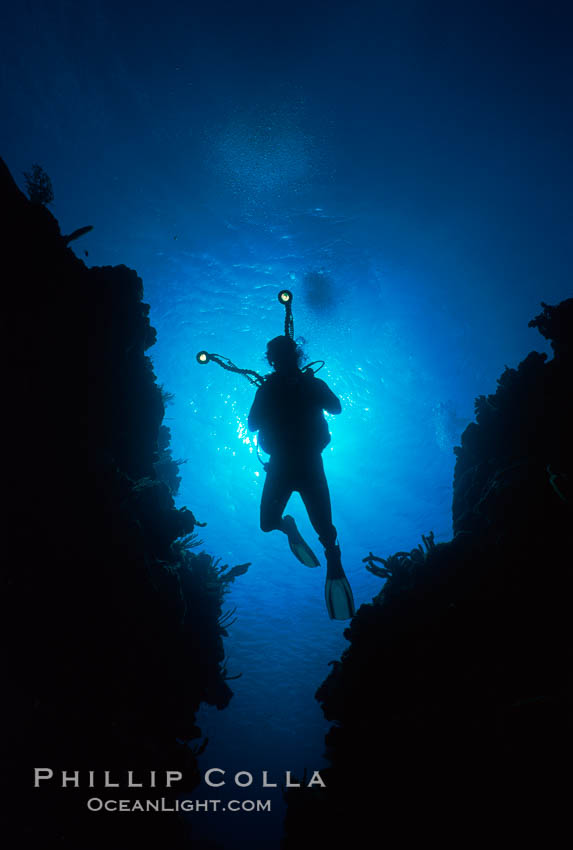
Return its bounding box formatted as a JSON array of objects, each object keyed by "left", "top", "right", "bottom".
[
  {"left": 247, "top": 334, "right": 355, "bottom": 620},
  {"left": 197, "top": 290, "right": 355, "bottom": 620}
]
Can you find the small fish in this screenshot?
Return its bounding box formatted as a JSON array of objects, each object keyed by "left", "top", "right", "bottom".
[
  {"left": 221, "top": 563, "right": 250, "bottom": 583},
  {"left": 62, "top": 224, "right": 93, "bottom": 244}
]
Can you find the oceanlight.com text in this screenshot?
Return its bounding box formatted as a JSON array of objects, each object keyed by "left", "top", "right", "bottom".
[{"left": 86, "top": 798, "right": 272, "bottom": 813}]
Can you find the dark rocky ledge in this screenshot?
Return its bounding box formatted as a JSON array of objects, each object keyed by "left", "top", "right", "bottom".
[
  {"left": 2, "top": 157, "right": 244, "bottom": 848},
  {"left": 282, "top": 297, "right": 572, "bottom": 847}
]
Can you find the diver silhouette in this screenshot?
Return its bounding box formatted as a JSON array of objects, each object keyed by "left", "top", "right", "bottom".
[{"left": 248, "top": 335, "right": 355, "bottom": 620}]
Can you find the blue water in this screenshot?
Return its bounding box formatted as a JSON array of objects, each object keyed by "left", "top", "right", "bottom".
[
  {"left": 3, "top": 2, "right": 571, "bottom": 846},
  {"left": 138, "top": 205, "right": 541, "bottom": 847}
]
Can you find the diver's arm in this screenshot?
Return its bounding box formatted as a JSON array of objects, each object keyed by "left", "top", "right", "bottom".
[{"left": 314, "top": 377, "right": 342, "bottom": 415}]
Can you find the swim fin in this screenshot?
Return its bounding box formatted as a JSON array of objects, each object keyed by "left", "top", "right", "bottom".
[
  {"left": 325, "top": 545, "right": 356, "bottom": 620},
  {"left": 281, "top": 515, "right": 320, "bottom": 567}
]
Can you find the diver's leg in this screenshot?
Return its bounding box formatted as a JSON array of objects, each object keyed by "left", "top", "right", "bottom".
[
  {"left": 299, "top": 456, "right": 355, "bottom": 619},
  {"left": 260, "top": 458, "right": 320, "bottom": 567},
  {"left": 298, "top": 455, "right": 337, "bottom": 550},
  {"left": 260, "top": 460, "right": 292, "bottom": 533}
]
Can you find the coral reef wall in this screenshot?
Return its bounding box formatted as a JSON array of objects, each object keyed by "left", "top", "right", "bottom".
[
  {"left": 282, "top": 298, "right": 572, "bottom": 847},
  {"left": 2, "top": 157, "right": 237, "bottom": 848}
]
